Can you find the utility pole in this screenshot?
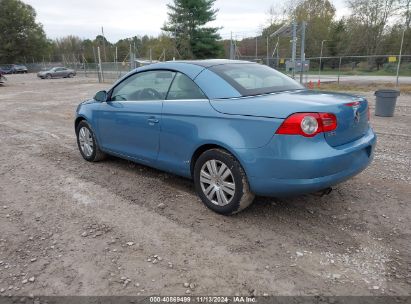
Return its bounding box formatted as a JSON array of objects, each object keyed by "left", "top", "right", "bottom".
[
  {"left": 299, "top": 21, "right": 306, "bottom": 84},
  {"left": 291, "top": 22, "right": 297, "bottom": 79},
  {"left": 266, "top": 36, "right": 269, "bottom": 66},
  {"left": 396, "top": 28, "right": 405, "bottom": 87},
  {"left": 230, "top": 32, "right": 235, "bottom": 60},
  {"left": 101, "top": 27, "right": 107, "bottom": 62}
]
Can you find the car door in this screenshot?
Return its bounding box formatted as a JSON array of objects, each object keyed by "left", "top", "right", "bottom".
[
  {"left": 96, "top": 70, "right": 176, "bottom": 164},
  {"left": 50, "top": 68, "right": 59, "bottom": 77},
  {"left": 56, "top": 68, "right": 66, "bottom": 77},
  {"left": 158, "top": 72, "right": 209, "bottom": 176},
  {"left": 59, "top": 68, "right": 68, "bottom": 77}
]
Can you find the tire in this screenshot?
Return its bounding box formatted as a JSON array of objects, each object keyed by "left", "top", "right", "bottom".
[
  {"left": 46, "top": 74, "right": 52, "bottom": 79},
  {"left": 68, "top": 73, "right": 74, "bottom": 78},
  {"left": 76, "top": 121, "right": 106, "bottom": 162},
  {"left": 194, "top": 149, "right": 255, "bottom": 215}
]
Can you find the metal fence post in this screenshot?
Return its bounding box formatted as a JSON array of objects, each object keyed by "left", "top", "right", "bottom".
[
  {"left": 82, "top": 54, "right": 88, "bottom": 78},
  {"left": 299, "top": 21, "right": 306, "bottom": 84},
  {"left": 396, "top": 28, "right": 405, "bottom": 87},
  {"left": 97, "top": 46, "right": 104, "bottom": 83},
  {"left": 291, "top": 22, "right": 297, "bottom": 79},
  {"left": 255, "top": 36, "right": 258, "bottom": 60},
  {"left": 93, "top": 46, "right": 100, "bottom": 83},
  {"left": 115, "top": 46, "right": 119, "bottom": 78},
  {"left": 129, "top": 43, "right": 133, "bottom": 71},
  {"left": 337, "top": 57, "right": 342, "bottom": 84}
]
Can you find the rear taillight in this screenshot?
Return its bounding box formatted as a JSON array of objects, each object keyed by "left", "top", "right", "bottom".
[
  {"left": 276, "top": 113, "right": 337, "bottom": 137},
  {"left": 319, "top": 113, "right": 338, "bottom": 132},
  {"left": 345, "top": 101, "right": 360, "bottom": 107}
]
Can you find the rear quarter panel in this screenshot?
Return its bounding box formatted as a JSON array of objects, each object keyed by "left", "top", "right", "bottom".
[{"left": 157, "top": 99, "right": 283, "bottom": 177}]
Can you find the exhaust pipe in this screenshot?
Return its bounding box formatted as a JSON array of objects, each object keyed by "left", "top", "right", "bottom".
[{"left": 313, "top": 187, "right": 333, "bottom": 197}]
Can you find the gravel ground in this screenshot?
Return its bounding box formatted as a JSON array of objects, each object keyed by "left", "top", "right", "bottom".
[{"left": 0, "top": 74, "right": 410, "bottom": 297}]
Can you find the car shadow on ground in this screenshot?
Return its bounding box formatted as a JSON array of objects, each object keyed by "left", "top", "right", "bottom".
[
  {"left": 91, "top": 155, "right": 365, "bottom": 235},
  {"left": 38, "top": 144, "right": 375, "bottom": 256}
]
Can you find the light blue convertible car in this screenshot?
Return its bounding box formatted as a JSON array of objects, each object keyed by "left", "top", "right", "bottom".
[{"left": 75, "top": 60, "right": 376, "bottom": 215}]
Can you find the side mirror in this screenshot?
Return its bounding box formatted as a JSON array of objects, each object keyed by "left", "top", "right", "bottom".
[{"left": 94, "top": 90, "right": 108, "bottom": 102}]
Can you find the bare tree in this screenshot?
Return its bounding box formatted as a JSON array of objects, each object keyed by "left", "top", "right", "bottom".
[
  {"left": 400, "top": 0, "right": 411, "bottom": 28},
  {"left": 265, "top": 4, "right": 288, "bottom": 27}
]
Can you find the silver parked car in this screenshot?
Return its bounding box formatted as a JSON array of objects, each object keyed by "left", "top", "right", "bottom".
[{"left": 37, "top": 67, "right": 76, "bottom": 79}]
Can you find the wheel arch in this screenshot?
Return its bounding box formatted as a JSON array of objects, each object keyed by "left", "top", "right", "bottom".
[
  {"left": 190, "top": 143, "right": 247, "bottom": 178},
  {"left": 74, "top": 115, "right": 87, "bottom": 130}
]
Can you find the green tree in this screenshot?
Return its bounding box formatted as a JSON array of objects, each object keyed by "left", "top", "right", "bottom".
[
  {"left": 0, "top": 0, "right": 49, "bottom": 63},
  {"left": 347, "top": 0, "right": 399, "bottom": 55},
  {"left": 327, "top": 19, "right": 351, "bottom": 56},
  {"left": 291, "top": 0, "right": 336, "bottom": 56},
  {"left": 162, "top": 0, "right": 223, "bottom": 59}
]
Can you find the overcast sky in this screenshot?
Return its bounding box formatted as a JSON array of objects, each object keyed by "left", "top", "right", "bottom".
[{"left": 23, "top": 0, "right": 349, "bottom": 42}]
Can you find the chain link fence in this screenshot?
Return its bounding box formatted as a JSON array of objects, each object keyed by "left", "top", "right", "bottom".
[
  {"left": 237, "top": 54, "right": 411, "bottom": 85},
  {"left": 2, "top": 54, "right": 410, "bottom": 86}
]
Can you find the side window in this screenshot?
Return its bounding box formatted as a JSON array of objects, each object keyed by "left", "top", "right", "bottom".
[
  {"left": 111, "top": 70, "right": 175, "bottom": 101},
  {"left": 167, "top": 73, "right": 207, "bottom": 100}
]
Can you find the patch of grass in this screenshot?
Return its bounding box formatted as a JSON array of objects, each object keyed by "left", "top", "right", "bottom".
[{"left": 313, "top": 82, "right": 411, "bottom": 94}]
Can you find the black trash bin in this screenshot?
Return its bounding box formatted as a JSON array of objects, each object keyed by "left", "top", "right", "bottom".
[{"left": 374, "top": 89, "right": 400, "bottom": 117}]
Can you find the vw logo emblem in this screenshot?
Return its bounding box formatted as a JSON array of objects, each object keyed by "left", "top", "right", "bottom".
[{"left": 354, "top": 110, "right": 361, "bottom": 123}]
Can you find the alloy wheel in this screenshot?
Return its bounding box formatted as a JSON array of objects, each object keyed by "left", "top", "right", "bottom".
[
  {"left": 199, "top": 159, "right": 236, "bottom": 206},
  {"left": 78, "top": 127, "right": 94, "bottom": 157}
]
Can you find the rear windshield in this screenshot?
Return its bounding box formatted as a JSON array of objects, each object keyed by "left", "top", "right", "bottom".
[{"left": 210, "top": 63, "right": 303, "bottom": 97}]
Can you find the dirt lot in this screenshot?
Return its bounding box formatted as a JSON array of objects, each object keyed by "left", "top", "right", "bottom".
[{"left": 0, "top": 74, "right": 410, "bottom": 297}]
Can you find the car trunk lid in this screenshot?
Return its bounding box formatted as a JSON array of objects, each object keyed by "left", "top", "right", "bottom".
[{"left": 210, "top": 89, "right": 370, "bottom": 147}]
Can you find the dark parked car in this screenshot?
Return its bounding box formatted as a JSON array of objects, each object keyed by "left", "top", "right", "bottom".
[
  {"left": 0, "top": 71, "right": 6, "bottom": 84},
  {"left": 0, "top": 64, "right": 28, "bottom": 74},
  {"left": 37, "top": 67, "right": 76, "bottom": 79},
  {"left": 6, "top": 64, "right": 28, "bottom": 74}
]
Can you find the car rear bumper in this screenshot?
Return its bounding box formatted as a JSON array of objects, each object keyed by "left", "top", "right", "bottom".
[{"left": 235, "top": 127, "right": 376, "bottom": 197}]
